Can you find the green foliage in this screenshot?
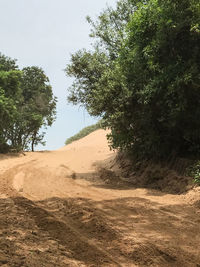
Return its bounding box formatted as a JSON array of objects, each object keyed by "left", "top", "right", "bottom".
[
  {"left": 0, "top": 53, "right": 57, "bottom": 153},
  {"left": 0, "top": 67, "right": 22, "bottom": 148},
  {"left": 0, "top": 53, "right": 18, "bottom": 71},
  {"left": 187, "top": 161, "right": 200, "bottom": 185},
  {"left": 65, "top": 122, "right": 102, "bottom": 145},
  {"left": 20, "top": 66, "right": 57, "bottom": 151},
  {"left": 118, "top": 0, "right": 200, "bottom": 157},
  {"left": 86, "top": 0, "right": 139, "bottom": 59},
  {"left": 66, "top": 0, "right": 200, "bottom": 159}
]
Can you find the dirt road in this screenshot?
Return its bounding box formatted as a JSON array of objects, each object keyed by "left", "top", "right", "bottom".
[{"left": 0, "top": 130, "right": 200, "bottom": 266}]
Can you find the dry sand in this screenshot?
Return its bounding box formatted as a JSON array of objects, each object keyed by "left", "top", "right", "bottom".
[{"left": 0, "top": 129, "right": 200, "bottom": 266}]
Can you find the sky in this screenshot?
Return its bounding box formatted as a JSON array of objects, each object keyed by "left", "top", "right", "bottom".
[{"left": 0, "top": 0, "right": 117, "bottom": 150}]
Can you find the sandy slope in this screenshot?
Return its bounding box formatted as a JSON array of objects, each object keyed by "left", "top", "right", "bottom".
[{"left": 0, "top": 129, "right": 200, "bottom": 266}]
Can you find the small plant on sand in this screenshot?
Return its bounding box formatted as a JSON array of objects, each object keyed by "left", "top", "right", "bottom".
[{"left": 187, "top": 161, "right": 200, "bottom": 185}]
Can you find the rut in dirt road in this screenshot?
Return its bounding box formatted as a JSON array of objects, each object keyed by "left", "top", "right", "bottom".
[{"left": 1, "top": 192, "right": 200, "bottom": 266}]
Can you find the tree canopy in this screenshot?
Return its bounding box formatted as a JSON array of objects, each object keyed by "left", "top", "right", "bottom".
[
  {"left": 0, "top": 53, "right": 57, "bottom": 152},
  {"left": 66, "top": 0, "right": 200, "bottom": 159}
]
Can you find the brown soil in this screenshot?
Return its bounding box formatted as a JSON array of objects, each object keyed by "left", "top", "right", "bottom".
[{"left": 0, "top": 129, "right": 200, "bottom": 267}]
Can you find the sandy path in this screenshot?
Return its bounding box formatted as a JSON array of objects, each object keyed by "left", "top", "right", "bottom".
[{"left": 0, "top": 129, "right": 200, "bottom": 266}]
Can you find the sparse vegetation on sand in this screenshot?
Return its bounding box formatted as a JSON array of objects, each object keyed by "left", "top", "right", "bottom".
[{"left": 65, "top": 122, "right": 102, "bottom": 145}]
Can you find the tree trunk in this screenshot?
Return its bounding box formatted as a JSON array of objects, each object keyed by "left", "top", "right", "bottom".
[
  {"left": 31, "top": 139, "right": 34, "bottom": 152},
  {"left": 31, "top": 131, "right": 37, "bottom": 152}
]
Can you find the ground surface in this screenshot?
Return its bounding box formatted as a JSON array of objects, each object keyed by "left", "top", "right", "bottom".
[{"left": 0, "top": 129, "right": 200, "bottom": 267}]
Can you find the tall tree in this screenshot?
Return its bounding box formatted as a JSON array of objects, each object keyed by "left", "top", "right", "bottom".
[{"left": 66, "top": 0, "right": 200, "bottom": 158}]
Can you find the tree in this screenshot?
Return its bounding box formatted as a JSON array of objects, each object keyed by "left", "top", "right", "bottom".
[
  {"left": 0, "top": 53, "right": 57, "bottom": 152},
  {"left": 66, "top": 0, "right": 137, "bottom": 124},
  {"left": 0, "top": 54, "right": 22, "bottom": 150},
  {"left": 19, "top": 66, "right": 57, "bottom": 151},
  {"left": 66, "top": 0, "right": 200, "bottom": 158},
  {"left": 118, "top": 0, "right": 200, "bottom": 157},
  {"left": 66, "top": 0, "right": 147, "bottom": 152}
]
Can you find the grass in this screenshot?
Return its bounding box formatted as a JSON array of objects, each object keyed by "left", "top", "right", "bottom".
[{"left": 65, "top": 122, "right": 102, "bottom": 145}]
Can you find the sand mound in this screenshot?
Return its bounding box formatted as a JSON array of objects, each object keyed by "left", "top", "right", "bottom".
[{"left": 58, "top": 129, "right": 111, "bottom": 151}]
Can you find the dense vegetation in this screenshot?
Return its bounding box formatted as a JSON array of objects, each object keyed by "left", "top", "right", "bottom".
[
  {"left": 0, "top": 53, "right": 57, "bottom": 152},
  {"left": 66, "top": 0, "right": 200, "bottom": 159},
  {"left": 65, "top": 122, "right": 101, "bottom": 145}
]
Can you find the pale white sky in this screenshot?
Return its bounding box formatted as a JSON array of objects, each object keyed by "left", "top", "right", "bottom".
[{"left": 0, "top": 0, "right": 117, "bottom": 150}]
